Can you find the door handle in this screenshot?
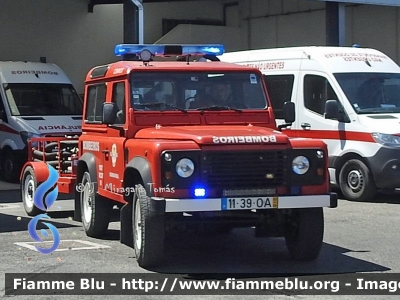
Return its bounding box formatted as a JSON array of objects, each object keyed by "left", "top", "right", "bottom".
[
  {"left": 301, "top": 123, "right": 311, "bottom": 130},
  {"left": 102, "top": 150, "right": 109, "bottom": 154}
]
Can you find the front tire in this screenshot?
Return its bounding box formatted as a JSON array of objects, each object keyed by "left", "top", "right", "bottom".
[
  {"left": 284, "top": 208, "right": 324, "bottom": 261},
  {"left": 133, "top": 184, "right": 165, "bottom": 268},
  {"left": 80, "top": 171, "right": 112, "bottom": 237},
  {"left": 2, "top": 149, "right": 20, "bottom": 182},
  {"left": 21, "top": 166, "right": 45, "bottom": 216},
  {"left": 339, "top": 159, "right": 376, "bottom": 201}
]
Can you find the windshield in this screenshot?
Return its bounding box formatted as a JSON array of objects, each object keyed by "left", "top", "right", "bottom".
[
  {"left": 335, "top": 73, "right": 400, "bottom": 114},
  {"left": 130, "top": 71, "right": 267, "bottom": 111},
  {"left": 4, "top": 83, "right": 82, "bottom": 116}
]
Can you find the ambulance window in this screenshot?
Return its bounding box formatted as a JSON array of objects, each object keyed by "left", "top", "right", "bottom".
[
  {"left": 304, "top": 75, "right": 338, "bottom": 115},
  {"left": 85, "top": 84, "right": 106, "bottom": 122},
  {"left": 112, "top": 82, "right": 125, "bottom": 124},
  {"left": 263, "top": 75, "right": 294, "bottom": 119},
  {"left": 60, "top": 87, "right": 82, "bottom": 115}
]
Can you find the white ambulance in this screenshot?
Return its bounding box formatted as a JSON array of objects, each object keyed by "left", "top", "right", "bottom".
[
  {"left": 0, "top": 61, "right": 82, "bottom": 182},
  {"left": 220, "top": 46, "right": 400, "bottom": 202}
]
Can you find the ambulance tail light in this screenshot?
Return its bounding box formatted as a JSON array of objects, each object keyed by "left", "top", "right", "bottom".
[{"left": 114, "top": 44, "right": 225, "bottom": 57}]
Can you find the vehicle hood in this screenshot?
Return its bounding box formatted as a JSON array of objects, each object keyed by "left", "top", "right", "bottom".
[
  {"left": 357, "top": 114, "right": 400, "bottom": 134},
  {"left": 12, "top": 115, "right": 82, "bottom": 135},
  {"left": 135, "top": 125, "right": 288, "bottom": 145}
]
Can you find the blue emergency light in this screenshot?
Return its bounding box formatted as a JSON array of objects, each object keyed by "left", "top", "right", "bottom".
[
  {"left": 114, "top": 44, "right": 225, "bottom": 57},
  {"left": 194, "top": 188, "right": 206, "bottom": 197}
]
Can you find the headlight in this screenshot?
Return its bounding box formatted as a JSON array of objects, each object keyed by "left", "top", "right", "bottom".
[
  {"left": 292, "top": 156, "right": 310, "bottom": 175},
  {"left": 176, "top": 158, "right": 195, "bottom": 178},
  {"left": 20, "top": 131, "right": 41, "bottom": 146},
  {"left": 372, "top": 133, "right": 400, "bottom": 146}
]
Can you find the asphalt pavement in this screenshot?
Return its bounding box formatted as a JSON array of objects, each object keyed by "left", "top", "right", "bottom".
[{"left": 1, "top": 180, "right": 400, "bottom": 299}]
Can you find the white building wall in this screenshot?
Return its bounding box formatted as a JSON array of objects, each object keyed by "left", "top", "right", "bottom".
[
  {"left": 0, "top": 0, "right": 124, "bottom": 93},
  {"left": 349, "top": 4, "right": 398, "bottom": 61},
  {"left": 155, "top": 24, "right": 243, "bottom": 50},
  {"left": 144, "top": 1, "right": 224, "bottom": 43},
  {"left": 1, "top": 0, "right": 400, "bottom": 93},
  {"left": 238, "top": 0, "right": 400, "bottom": 64},
  {"left": 0, "top": 0, "right": 224, "bottom": 93}
]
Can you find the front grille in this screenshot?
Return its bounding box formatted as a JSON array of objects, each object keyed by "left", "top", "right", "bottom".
[{"left": 201, "top": 150, "right": 287, "bottom": 189}]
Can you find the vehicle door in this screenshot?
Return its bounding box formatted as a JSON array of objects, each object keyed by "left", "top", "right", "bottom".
[
  {"left": 100, "top": 81, "right": 128, "bottom": 196},
  {"left": 293, "top": 72, "right": 349, "bottom": 157},
  {"left": 82, "top": 83, "right": 108, "bottom": 189}
]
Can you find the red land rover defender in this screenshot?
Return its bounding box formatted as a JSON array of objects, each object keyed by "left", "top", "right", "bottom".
[{"left": 21, "top": 44, "right": 337, "bottom": 268}]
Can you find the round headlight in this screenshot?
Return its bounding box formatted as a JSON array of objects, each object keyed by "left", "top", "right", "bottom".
[
  {"left": 292, "top": 156, "right": 310, "bottom": 175},
  {"left": 176, "top": 158, "right": 195, "bottom": 178}
]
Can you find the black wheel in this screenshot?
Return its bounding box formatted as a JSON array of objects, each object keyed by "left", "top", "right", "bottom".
[
  {"left": 133, "top": 184, "right": 165, "bottom": 267},
  {"left": 80, "top": 171, "right": 112, "bottom": 237},
  {"left": 284, "top": 208, "right": 324, "bottom": 261},
  {"left": 21, "top": 166, "right": 45, "bottom": 216},
  {"left": 2, "top": 149, "right": 20, "bottom": 182},
  {"left": 339, "top": 159, "right": 376, "bottom": 201}
]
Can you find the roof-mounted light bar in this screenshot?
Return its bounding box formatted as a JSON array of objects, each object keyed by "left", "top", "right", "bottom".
[{"left": 114, "top": 44, "right": 225, "bottom": 58}]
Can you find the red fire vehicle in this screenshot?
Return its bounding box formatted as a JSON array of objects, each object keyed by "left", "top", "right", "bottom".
[{"left": 20, "top": 44, "right": 337, "bottom": 267}]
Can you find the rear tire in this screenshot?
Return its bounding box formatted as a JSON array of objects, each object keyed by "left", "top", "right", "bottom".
[
  {"left": 284, "top": 208, "right": 324, "bottom": 261},
  {"left": 339, "top": 159, "right": 376, "bottom": 201},
  {"left": 80, "top": 171, "right": 112, "bottom": 237},
  {"left": 133, "top": 184, "right": 165, "bottom": 268},
  {"left": 21, "top": 166, "right": 45, "bottom": 216}
]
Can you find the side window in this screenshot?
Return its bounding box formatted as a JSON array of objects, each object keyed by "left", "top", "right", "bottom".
[
  {"left": 264, "top": 75, "right": 294, "bottom": 119},
  {"left": 85, "top": 84, "right": 106, "bottom": 122},
  {"left": 112, "top": 82, "right": 125, "bottom": 124},
  {"left": 304, "top": 75, "right": 338, "bottom": 115}
]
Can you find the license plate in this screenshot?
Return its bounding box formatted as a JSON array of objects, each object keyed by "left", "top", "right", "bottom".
[{"left": 221, "top": 197, "right": 278, "bottom": 210}]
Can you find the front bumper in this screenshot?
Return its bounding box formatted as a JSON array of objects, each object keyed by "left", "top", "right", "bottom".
[
  {"left": 151, "top": 192, "right": 338, "bottom": 213},
  {"left": 367, "top": 146, "right": 400, "bottom": 189}
]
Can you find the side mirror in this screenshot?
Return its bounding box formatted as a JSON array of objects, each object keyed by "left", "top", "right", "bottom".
[
  {"left": 278, "top": 101, "right": 295, "bottom": 130},
  {"left": 325, "top": 100, "right": 340, "bottom": 120},
  {"left": 283, "top": 101, "right": 295, "bottom": 123},
  {"left": 102, "top": 102, "right": 117, "bottom": 125}
]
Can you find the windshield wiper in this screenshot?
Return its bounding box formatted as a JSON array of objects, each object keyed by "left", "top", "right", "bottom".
[
  {"left": 134, "top": 102, "right": 187, "bottom": 113},
  {"left": 196, "top": 105, "right": 242, "bottom": 113}
]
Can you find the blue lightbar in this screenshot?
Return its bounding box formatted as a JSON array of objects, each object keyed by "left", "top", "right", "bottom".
[{"left": 115, "top": 44, "right": 225, "bottom": 57}]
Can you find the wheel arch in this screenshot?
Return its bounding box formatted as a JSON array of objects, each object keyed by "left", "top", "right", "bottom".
[
  {"left": 125, "top": 156, "right": 154, "bottom": 199},
  {"left": 19, "top": 161, "right": 49, "bottom": 182},
  {"left": 1, "top": 140, "right": 19, "bottom": 152},
  {"left": 332, "top": 152, "right": 375, "bottom": 184},
  {"left": 74, "top": 152, "right": 98, "bottom": 221}
]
